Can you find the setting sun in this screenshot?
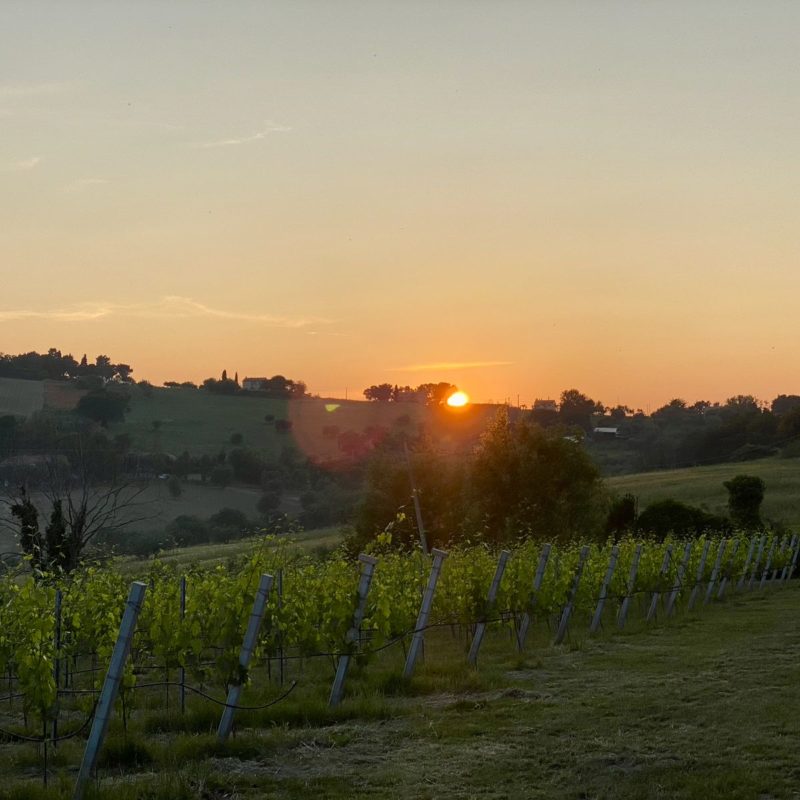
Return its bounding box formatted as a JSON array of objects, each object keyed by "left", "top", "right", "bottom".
[{"left": 446, "top": 391, "right": 470, "bottom": 408}]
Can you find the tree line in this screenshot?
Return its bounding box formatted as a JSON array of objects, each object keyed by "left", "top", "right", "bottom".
[{"left": 0, "top": 349, "right": 133, "bottom": 384}]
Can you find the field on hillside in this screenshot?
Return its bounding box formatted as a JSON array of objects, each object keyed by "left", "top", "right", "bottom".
[
  {"left": 609, "top": 456, "right": 800, "bottom": 528},
  {"left": 0, "top": 376, "right": 45, "bottom": 417},
  {"left": 111, "top": 386, "right": 502, "bottom": 460},
  {"left": 3, "top": 574, "right": 800, "bottom": 798}
]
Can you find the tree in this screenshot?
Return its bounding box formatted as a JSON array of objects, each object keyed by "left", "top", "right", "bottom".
[
  {"left": 95, "top": 354, "right": 114, "bottom": 380},
  {"left": 723, "top": 474, "right": 765, "bottom": 530},
  {"left": 289, "top": 380, "right": 307, "bottom": 398},
  {"left": 416, "top": 382, "right": 457, "bottom": 406},
  {"left": 257, "top": 490, "right": 282, "bottom": 516},
  {"left": 777, "top": 406, "right": 800, "bottom": 439},
  {"left": 559, "top": 389, "right": 604, "bottom": 432},
  {"left": 772, "top": 394, "right": 800, "bottom": 416},
  {"left": 76, "top": 389, "right": 129, "bottom": 427},
  {"left": 364, "top": 383, "right": 394, "bottom": 402},
  {"left": 5, "top": 455, "right": 148, "bottom": 573},
  {"left": 467, "top": 407, "right": 608, "bottom": 542}
]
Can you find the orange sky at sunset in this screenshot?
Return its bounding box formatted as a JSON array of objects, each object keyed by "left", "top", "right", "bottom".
[{"left": 3, "top": 3, "right": 800, "bottom": 410}]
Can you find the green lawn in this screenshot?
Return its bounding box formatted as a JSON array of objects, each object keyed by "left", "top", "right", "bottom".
[
  {"left": 609, "top": 456, "right": 800, "bottom": 528},
  {"left": 4, "top": 579, "right": 800, "bottom": 798}
]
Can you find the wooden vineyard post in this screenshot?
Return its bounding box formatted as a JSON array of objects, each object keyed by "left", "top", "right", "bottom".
[
  {"left": 404, "top": 549, "right": 448, "bottom": 679},
  {"left": 687, "top": 540, "right": 711, "bottom": 611},
  {"left": 783, "top": 535, "right": 800, "bottom": 584},
  {"left": 329, "top": 555, "right": 379, "bottom": 706},
  {"left": 217, "top": 574, "right": 274, "bottom": 741},
  {"left": 53, "top": 588, "right": 62, "bottom": 744},
  {"left": 646, "top": 545, "right": 673, "bottom": 622},
  {"left": 589, "top": 546, "right": 619, "bottom": 634},
  {"left": 554, "top": 546, "right": 590, "bottom": 645},
  {"left": 736, "top": 537, "right": 757, "bottom": 592},
  {"left": 770, "top": 536, "right": 788, "bottom": 582},
  {"left": 703, "top": 539, "right": 727, "bottom": 605},
  {"left": 747, "top": 534, "right": 767, "bottom": 590},
  {"left": 717, "top": 539, "right": 740, "bottom": 599},
  {"left": 617, "top": 544, "right": 643, "bottom": 629},
  {"left": 468, "top": 551, "right": 511, "bottom": 666},
  {"left": 778, "top": 536, "right": 797, "bottom": 584},
  {"left": 74, "top": 582, "right": 147, "bottom": 800},
  {"left": 758, "top": 538, "right": 777, "bottom": 591},
  {"left": 664, "top": 541, "right": 693, "bottom": 617},
  {"left": 516, "top": 544, "right": 552, "bottom": 650}
]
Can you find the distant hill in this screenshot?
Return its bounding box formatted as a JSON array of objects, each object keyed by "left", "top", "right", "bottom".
[
  {"left": 608, "top": 457, "right": 800, "bottom": 529},
  {"left": 108, "top": 386, "right": 506, "bottom": 461}
]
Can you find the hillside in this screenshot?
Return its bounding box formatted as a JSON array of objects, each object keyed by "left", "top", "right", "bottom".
[
  {"left": 608, "top": 456, "right": 800, "bottom": 528},
  {"left": 0, "top": 376, "right": 86, "bottom": 416},
  {"left": 109, "top": 386, "right": 503, "bottom": 461}
]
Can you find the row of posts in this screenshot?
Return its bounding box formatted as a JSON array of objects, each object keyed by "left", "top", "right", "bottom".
[{"left": 72, "top": 532, "right": 799, "bottom": 799}]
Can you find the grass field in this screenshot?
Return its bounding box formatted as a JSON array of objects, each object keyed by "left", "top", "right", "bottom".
[
  {"left": 0, "top": 377, "right": 45, "bottom": 417},
  {"left": 3, "top": 578, "right": 800, "bottom": 798},
  {"left": 609, "top": 456, "right": 800, "bottom": 529}
]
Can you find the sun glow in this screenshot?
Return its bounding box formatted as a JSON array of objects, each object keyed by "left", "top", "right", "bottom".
[{"left": 446, "top": 390, "right": 470, "bottom": 408}]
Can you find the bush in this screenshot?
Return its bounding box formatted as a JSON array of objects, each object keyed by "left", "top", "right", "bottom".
[
  {"left": 257, "top": 491, "right": 282, "bottom": 516},
  {"left": 724, "top": 474, "right": 765, "bottom": 530},
  {"left": 606, "top": 494, "right": 637, "bottom": 535},
  {"left": 209, "top": 507, "right": 249, "bottom": 530},
  {"left": 76, "top": 389, "right": 129, "bottom": 426},
  {"left": 208, "top": 507, "right": 250, "bottom": 542},
  {"left": 166, "top": 515, "right": 210, "bottom": 546},
  {"left": 636, "top": 499, "right": 730, "bottom": 539},
  {"left": 229, "top": 448, "right": 265, "bottom": 484}
]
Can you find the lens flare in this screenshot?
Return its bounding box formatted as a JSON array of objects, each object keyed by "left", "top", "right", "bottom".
[{"left": 446, "top": 390, "right": 469, "bottom": 408}]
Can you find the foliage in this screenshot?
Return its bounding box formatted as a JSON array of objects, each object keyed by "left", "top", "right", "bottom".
[
  {"left": 467, "top": 408, "right": 608, "bottom": 543},
  {"left": 636, "top": 499, "right": 730, "bottom": 539},
  {"left": 76, "top": 389, "right": 130, "bottom": 427},
  {"left": 724, "top": 474, "right": 766, "bottom": 530}
]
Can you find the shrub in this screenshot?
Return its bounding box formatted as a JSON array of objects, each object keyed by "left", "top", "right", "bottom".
[
  {"left": 636, "top": 499, "right": 730, "bottom": 539},
  {"left": 724, "top": 474, "right": 765, "bottom": 530}
]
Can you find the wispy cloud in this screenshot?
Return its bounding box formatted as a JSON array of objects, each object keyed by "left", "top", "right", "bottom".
[
  {"left": 392, "top": 361, "right": 514, "bottom": 372},
  {"left": 195, "top": 121, "right": 291, "bottom": 148},
  {"left": 3, "top": 156, "right": 42, "bottom": 172},
  {"left": 0, "top": 296, "right": 327, "bottom": 328}
]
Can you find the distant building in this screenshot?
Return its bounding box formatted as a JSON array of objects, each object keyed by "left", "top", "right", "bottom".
[
  {"left": 592, "top": 426, "right": 620, "bottom": 438},
  {"left": 242, "top": 377, "right": 268, "bottom": 391},
  {"left": 533, "top": 399, "right": 558, "bottom": 413}
]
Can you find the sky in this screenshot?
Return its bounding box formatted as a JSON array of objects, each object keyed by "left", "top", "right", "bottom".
[{"left": 2, "top": 2, "right": 800, "bottom": 410}]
